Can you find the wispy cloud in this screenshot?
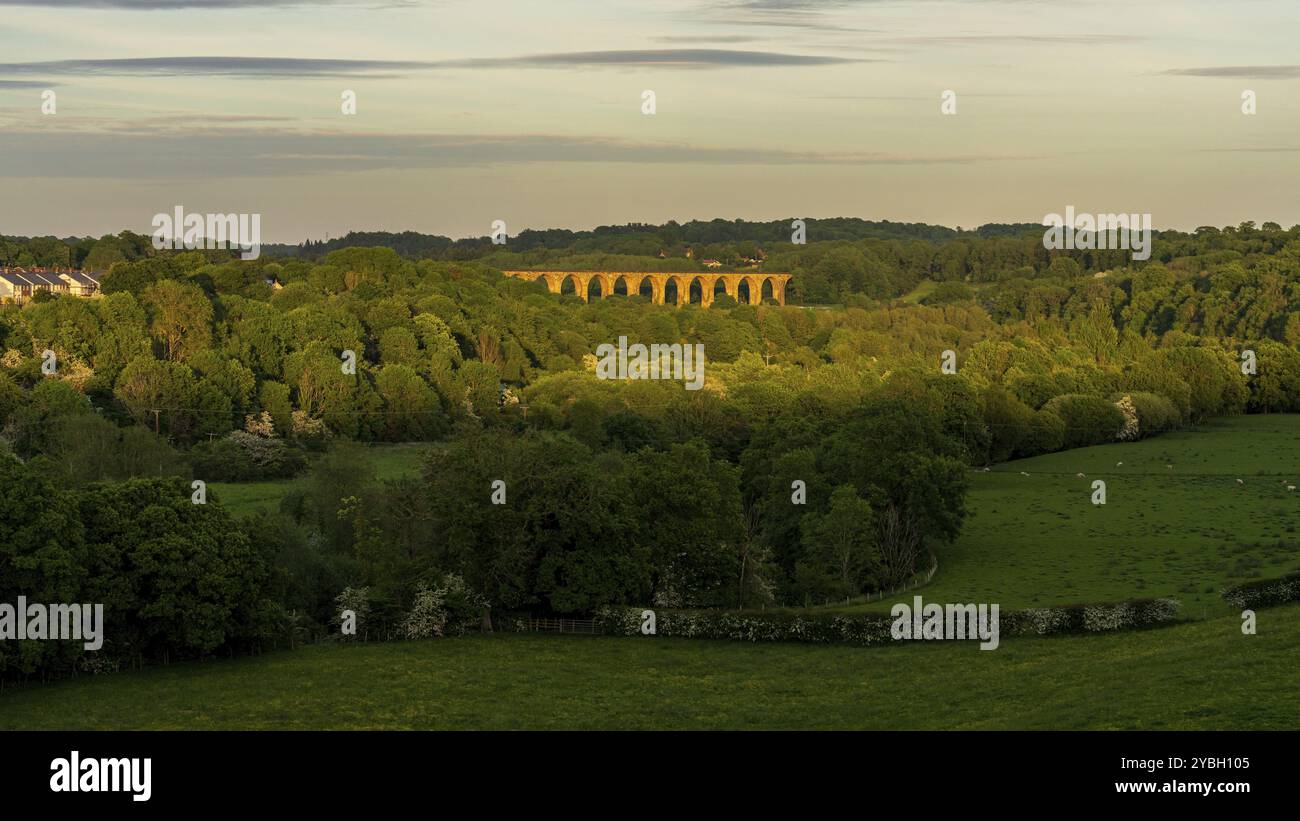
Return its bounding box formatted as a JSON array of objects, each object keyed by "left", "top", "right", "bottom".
[
  {"left": 651, "top": 35, "right": 764, "bottom": 44},
  {"left": 697, "top": 0, "right": 885, "bottom": 32},
  {"left": 0, "top": 128, "right": 1037, "bottom": 178},
  {"left": 890, "top": 34, "right": 1144, "bottom": 46},
  {"left": 0, "top": 50, "right": 863, "bottom": 80},
  {"left": 725, "top": 0, "right": 854, "bottom": 7},
  {"left": 1198, "top": 146, "right": 1300, "bottom": 152},
  {"left": 0, "top": 57, "right": 435, "bottom": 79},
  {"left": 696, "top": 17, "right": 881, "bottom": 33},
  {"left": 813, "top": 92, "right": 1044, "bottom": 100},
  {"left": 0, "top": 0, "right": 392, "bottom": 7},
  {"left": 1163, "top": 65, "right": 1300, "bottom": 79},
  {"left": 436, "top": 49, "right": 865, "bottom": 68}
]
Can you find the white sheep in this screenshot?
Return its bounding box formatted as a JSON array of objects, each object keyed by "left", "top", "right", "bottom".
[
  {"left": 1076, "top": 472, "right": 1086, "bottom": 478},
  {"left": 1237, "top": 479, "right": 1244, "bottom": 485},
  {"left": 1288, "top": 485, "right": 1296, "bottom": 492}
]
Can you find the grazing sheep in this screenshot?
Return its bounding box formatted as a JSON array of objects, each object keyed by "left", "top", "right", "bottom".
[
  {"left": 1076, "top": 472, "right": 1086, "bottom": 478},
  {"left": 1115, "top": 461, "right": 1123, "bottom": 467},
  {"left": 1237, "top": 479, "right": 1244, "bottom": 485},
  {"left": 1288, "top": 485, "right": 1296, "bottom": 492},
  {"left": 1020, "top": 471, "right": 1030, "bottom": 476}
]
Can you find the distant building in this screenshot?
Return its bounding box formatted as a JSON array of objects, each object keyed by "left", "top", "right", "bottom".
[
  {"left": 0, "top": 267, "right": 100, "bottom": 302},
  {"left": 701, "top": 259, "right": 723, "bottom": 268}
]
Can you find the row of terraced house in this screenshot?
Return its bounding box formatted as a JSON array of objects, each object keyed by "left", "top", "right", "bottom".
[{"left": 0, "top": 267, "right": 101, "bottom": 303}]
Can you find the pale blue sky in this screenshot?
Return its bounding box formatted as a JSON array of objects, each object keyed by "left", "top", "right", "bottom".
[{"left": 1, "top": 0, "right": 1298, "bottom": 242}]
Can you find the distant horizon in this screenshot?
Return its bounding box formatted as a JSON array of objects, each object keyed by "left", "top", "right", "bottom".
[{"left": 6, "top": 214, "right": 1299, "bottom": 247}]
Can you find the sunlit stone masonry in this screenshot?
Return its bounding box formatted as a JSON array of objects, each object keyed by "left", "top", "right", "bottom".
[{"left": 503, "top": 270, "right": 791, "bottom": 307}]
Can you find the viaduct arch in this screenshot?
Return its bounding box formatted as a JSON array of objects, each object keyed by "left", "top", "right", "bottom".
[{"left": 502, "top": 271, "right": 791, "bottom": 307}]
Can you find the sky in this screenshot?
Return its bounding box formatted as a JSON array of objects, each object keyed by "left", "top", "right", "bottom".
[{"left": 0, "top": 0, "right": 1298, "bottom": 243}]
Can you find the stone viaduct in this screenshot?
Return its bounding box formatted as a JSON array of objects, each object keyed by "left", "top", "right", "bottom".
[{"left": 502, "top": 271, "right": 791, "bottom": 308}]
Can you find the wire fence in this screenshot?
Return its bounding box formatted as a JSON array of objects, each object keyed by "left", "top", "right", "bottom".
[
  {"left": 522, "top": 617, "right": 600, "bottom": 635},
  {"left": 865, "top": 556, "right": 940, "bottom": 602}
]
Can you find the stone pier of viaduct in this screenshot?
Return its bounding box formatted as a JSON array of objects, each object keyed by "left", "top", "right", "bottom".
[{"left": 503, "top": 271, "right": 791, "bottom": 307}]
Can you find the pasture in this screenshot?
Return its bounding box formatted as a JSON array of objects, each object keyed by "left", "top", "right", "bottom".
[
  {"left": 9, "top": 415, "right": 1290, "bottom": 730},
  {"left": 209, "top": 443, "right": 429, "bottom": 516},
  {"left": 839, "top": 415, "right": 1300, "bottom": 616},
  {"left": 0, "top": 604, "right": 1291, "bottom": 730}
]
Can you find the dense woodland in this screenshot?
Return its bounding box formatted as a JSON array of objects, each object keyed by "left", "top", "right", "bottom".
[{"left": 4, "top": 218, "right": 1300, "bottom": 680}]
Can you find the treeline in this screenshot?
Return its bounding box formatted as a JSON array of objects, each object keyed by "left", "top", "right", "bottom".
[
  {"left": 0, "top": 378, "right": 973, "bottom": 685},
  {"left": 0, "top": 246, "right": 1281, "bottom": 482},
  {"left": 0, "top": 231, "right": 158, "bottom": 273},
  {"left": 0, "top": 464, "right": 274, "bottom": 681},
  {"left": 7, "top": 218, "right": 1299, "bottom": 307},
  {"left": 0, "top": 243, "right": 1285, "bottom": 528},
  {"left": 289, "top": 218, "right": 982, "bottom": 260},
  {"left": 1, "top": 227, "right": 1299, "bottom": 677}
]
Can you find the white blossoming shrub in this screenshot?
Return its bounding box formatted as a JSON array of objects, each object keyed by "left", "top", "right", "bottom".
[
  {"left": 244, "top": 410, "right": 277, "bottom": 438},
  {"left": 334, "top": 586, "right": 371, "bottom": 640},
  {"left": 433, "top": 573, "right": 490, "bottom": 635},
  {"left": 595, "top": 606, "right": 642, "bottom": 635},
  {"left": 1008, "top": 607, "right": 1073, "bottom": 635},
  {"left": 291, "top": 410, "right": 330, "bottom": 448},
  {"left": 1083, "top": 602, "right": 1137, "bottom": 631},
  {"left": 594, "top": 606, "right": 897, "bottom": 646},
  {"left": 402, "top": 585, "right": 448, "bottom": 640},
  {"left": 77, "top": 655, "right": 121, "bottom": 675},
  {"left": 1003, "top": 599, "right": 1178, "bottom": 636},
  {"left": 1222, "top": 572, "right": 1300, "bottom": 609},
  {"left": 592, "top": 597, "right": 1180, "bottom": 646},
  {"left": 1114, "top": 395, "right": 1140, "bottom": 441},
  {"left": 652, "top": 582, "right": 684, "bottom": 609}
]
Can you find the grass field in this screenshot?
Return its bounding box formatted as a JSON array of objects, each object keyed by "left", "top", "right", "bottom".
[
  {"left": 898, "top": 279, "right": 993, "bottom": 305},
  {"left": 209, "top": 443, "right": 429, "bottom": 517},
  {"left": 0, "top": 605, "right": 1292, "bottom": 730},
  {"left": 832, "top": 415, "right": 1300, "bottom": 616},
  {"left": 900, "top": 278, "right": 938, "bottom": 303},
  {"left": 3, "top": 416, "right": 1297, "bottom": 730}
]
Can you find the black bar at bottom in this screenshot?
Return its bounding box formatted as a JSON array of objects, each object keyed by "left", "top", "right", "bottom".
[{"left": 1, "top": 730, "right": 1285, "bottom": 809}]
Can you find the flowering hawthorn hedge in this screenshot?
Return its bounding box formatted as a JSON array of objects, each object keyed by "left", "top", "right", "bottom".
[
  {"left": 1007, "top": 599, "right": 1180, "bottom": 635},
  {"left": 588, "top": 597, "right": 1180, "bottom": 646},
  {"left": 1221, "top": 572, "right": 1300, "bottom": 610}
]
